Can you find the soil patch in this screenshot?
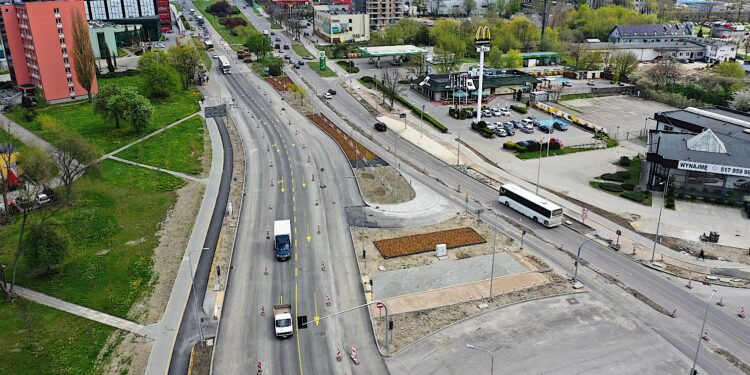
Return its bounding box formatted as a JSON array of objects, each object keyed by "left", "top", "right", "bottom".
[
  {"left": 189, "top": 342, "right": 214, "bottom": 375},
  {"left": 660, "top": 235, "right": 750, "bottom": 266},
  {"left": 374, "top": 227, "right": 485, "bottom": 258},
  {"left": 264, "top": 76, "right": 293, "bottom": 92},
  {"left": 355, "top": 165, "right": 416, "bottom": 205},
  {"left": 372, "top": 275, "right": 575, "bottom": 354},
  {"left": 306, "top": 113, "right": 381, "bottom": 164}
]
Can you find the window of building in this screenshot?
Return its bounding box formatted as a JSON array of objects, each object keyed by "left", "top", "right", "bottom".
[
  {"left": 67, "top": 77, "right": 73, "bottom": 84},
  {"left": 65, "top": 67, "right": 71, "bottom": 74},
  {"left": 64, "top": 57, "right": 69, "bottom": 65},
  {"left": 61, "top": 48, "right": 67, "bottom": 55},
  {"left": 54, "top": 8, "right": 60, "bottom": 15}
]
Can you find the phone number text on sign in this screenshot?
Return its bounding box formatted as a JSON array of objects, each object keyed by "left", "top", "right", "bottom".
[{"left": 678, "top": 161, "right": 750, "bottom": 177}]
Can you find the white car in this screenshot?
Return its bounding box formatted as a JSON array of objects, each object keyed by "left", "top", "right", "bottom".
[
  {"left": 323, "top": 92, "right": 333, "bottom": 99},
  {"left": 35, "top": 194, "right": 50, "bottom": 206},
  {"left": 481, "top": 109, "right": 493, "bottom": 117},
  {"left": 491, "top": 108, "right": 503, "bottom": 116},
  {"left": 485, "top": 122, "right": 497, "bottom": 130},
  {"left": 499, "top": 108, "right": 511, "bottom": 116},
  {"left": 212, "top": 53, "right": 219, "bottom": 59}
]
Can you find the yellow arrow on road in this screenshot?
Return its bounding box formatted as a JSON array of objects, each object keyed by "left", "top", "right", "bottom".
[
  {"left": 302, "top": 180, "right": 306, "bottom": 189},
  {"left": 281, "top": 178, "right": 285, "bottom": 193},
  {"left": 306, "top": 224, "right": 312, "bottom": 243},
  {"left": 313, "top": 293, "right": 320, "bottom": 326}
]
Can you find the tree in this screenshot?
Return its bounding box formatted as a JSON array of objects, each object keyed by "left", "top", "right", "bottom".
[
  {"left": 94, "top": 85, "right": 132, "bottom": 129},
  {"left": 1, "top": 146, "right": 54, "bottom": 300},
  {"left": 406, "top": 53, "right": 426, "bottom": 78},
  {"left": 508, "top": 17, "right": 540, "bottom": 52},
  {"left": 608, "top": 51, "right": 639, "bottom": 82},
  {"left": 646, "top": 61, "right": 684, "bottom": 88},
  {"left": 51, "top": 132, "right": 98, "bottom": 202},
  {"left": 463, "top": 0, "right": 477, "bottom": 15},
  {"left": 138, "top": 51, "right": 177, "bottom": 98},
  {"left": 499, "top": 49, "right": 523, "bottom": 68},
  {"left": 23, "top": 224, "right": 69, "bottom": 274},
  {"left": 697, "top": 27, "right": 704, "bottom": 38},
  {"left": 70, "top": 10, "right": 97, "bottom": 101},
  {"left": 713, "top": 61, "right": 745, "bottom": 79},
  {"left": 730, "top": 88, "right": 750, "bottom": 112},
  {"left": 244, "top": 31, "right": 273, "bottom": 59},
  {"left": 380, "top": 68, "right": 407, "bottom": 107},
  {"left": 568, "top": 44, "right": 603, "bottom": 71},
  {"left": 168, "top": 43, "right": 202, "bottom": 90},
  {"left": 124, "top": 94, "right": 154, "bottom": 133},
  {"left": 0, "top": 121, "right": 15, "bottom": 224},
  {"left": 103, "top": 43, "right": 116, "bottom": 73}
]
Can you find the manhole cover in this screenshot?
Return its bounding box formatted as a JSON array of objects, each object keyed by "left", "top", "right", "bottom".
[
  {"left": 566, "top": 297, "right": 579, "bottom": 305},
  {"left": 319, "top": 331, "right": 326, "bottom": 337}
]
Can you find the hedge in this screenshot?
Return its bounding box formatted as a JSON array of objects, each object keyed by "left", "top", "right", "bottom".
[
  {"left": 601, "top": 173, "right": 626, "bottom": 182},
  {"left": 599, "top": 182, "right": 624, "bottom": 192},
  {"left": 479, "top": 128, "right": 495, "bottom": 138},
  {"left": 622, "top": 183, "right": 635, "bottom": 191},
  {"left": 503, "top": 141, "right": 516, "bottom": 150},
  {"left": 621, "top": 190, "right": 647, "bottom": 202},
  {"left": 510, "top": 104, "right": 527, "bottom": 114}
]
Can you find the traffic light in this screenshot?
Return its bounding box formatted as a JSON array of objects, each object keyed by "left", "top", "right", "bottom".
[{"left": 388, "top": 320, "right": 394, "bottom": 331}]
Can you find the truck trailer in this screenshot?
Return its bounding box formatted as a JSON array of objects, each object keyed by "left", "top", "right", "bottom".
[{"left": 273, "top": 219, "right": 292, "bottom": 260}]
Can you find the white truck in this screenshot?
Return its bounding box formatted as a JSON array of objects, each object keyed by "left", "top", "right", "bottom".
[
  {"left": 217, "top": 55, "right": 231, "bottom": 74},
  {"left": 273, "top": 219, "right": 292, "bottom": 260},
  {"left": 273, "top": 304, "right": 293, "bottom": 338},
  {"left": 263, "top": 29, "right": 269, "bottom": 36}
]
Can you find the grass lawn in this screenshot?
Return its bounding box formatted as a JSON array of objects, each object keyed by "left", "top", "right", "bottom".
[
  {"left": 590, "top": 157, "right": 651, "bottom": 206},
  {"left": 0, "top": 299, "right": 115, "bottom": 375},
  {"left": 307, "top": 61, "right": 337, "bottom": 77},
  {"left": 171, "top": 0, "right": 181, "bottom": 11},
  {"left": 0, "top": 127, "right": 28, "bottom": 154},
  {"left": 270, "top": 22, "right": 282, "bottom": 29},
  {"left": 0, "top": 159, "right": 185, "bottom": 319},
  {"left": 192, "top": 0, "right": 255, "bottom": 51},
  {"left": 560, "top": 93, "right": 613, "bottom": 101},
  {"left": 292, "top": 44, "right": 313, "bottom": 58},
  {"left": 117, "top": 117, "right": 205, "bottom": 175},
  {"left": 516, "top": 147, "right": 591, "bottom": 159},
  {"left": 117, "top": 48, "right": 129, "bottom": 58},
  {"left": 6, "top": 74, "right": 201, "bottom": 156}
]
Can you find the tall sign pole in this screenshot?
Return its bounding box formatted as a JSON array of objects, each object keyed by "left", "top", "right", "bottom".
[{"left": 474, "top": 26, "right": 492, "bottom": 124}]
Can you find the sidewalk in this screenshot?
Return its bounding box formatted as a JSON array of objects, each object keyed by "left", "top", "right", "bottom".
[
  {"left": 109, "top": 156, "right": 207, "bottom": 184},
  {"left": 15, "top": 286, "right": 156, "bottom": 337},
  {"left": 1, "top": 113, "right": 55, "bottom": 151}
]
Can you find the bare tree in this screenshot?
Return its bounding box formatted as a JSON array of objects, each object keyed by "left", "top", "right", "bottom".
[
  {"left": 380, "top": 68, "right": 407, "bottom": 107},
  {"left": 51, "top": 132, "right": 98, "bottom": 203},
  {"left": 647, "top": 61, "right": 684, "bottom": 88},
  {"left": 71, "top": 10, "right": 97, "bottom": 101},
  {"left": 1, "top": 146, "right": 54, "bottom": 300},
  {"left": 0, "top": 121, "right": 15, "bottom": 224}
]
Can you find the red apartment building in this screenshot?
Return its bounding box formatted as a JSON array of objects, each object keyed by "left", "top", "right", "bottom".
[{"left": 1, "top": 0, "right": 98, "bottom": 102}]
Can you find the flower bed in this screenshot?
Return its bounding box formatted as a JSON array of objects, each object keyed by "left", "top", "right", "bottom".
[
  {"left": 306, "top": 113, "right": 379, "bottom": 162},
  {"left": 374, "top": 227, "right": 486, "bottom": 258}
]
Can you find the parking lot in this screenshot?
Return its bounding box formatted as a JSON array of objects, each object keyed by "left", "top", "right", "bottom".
[{"left": 558, "top": 95, "right": 675, "bottom": 139}]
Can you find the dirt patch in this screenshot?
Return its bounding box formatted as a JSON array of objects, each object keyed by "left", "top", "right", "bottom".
[
  {"left": 355, "top": 165, "right": 415, "bottom": 205},
  {"left": 372, "top": 275, "right": 575, "bottom": 354},
  {"left": 660, "top": 235, "right": 750, "bottom": 266},
  {"left": 189, "top": 342, "right": 214, "bottom": 375},
  {"left": 264, "top": 76, "right": 294, "bottom": 92},
  {"left": 355, "top": 213, "right": 537, "bottom": 274},
  {"left": 374, "top": 227, "right": 485, "bottom": 258},
  {"left": 306, "top": 113, "right": 380, "bottom": 163}
]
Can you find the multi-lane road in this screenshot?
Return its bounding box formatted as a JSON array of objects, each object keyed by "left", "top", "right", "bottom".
[{"left": 165, "top": 6, "right": 750, "bottom": 374}]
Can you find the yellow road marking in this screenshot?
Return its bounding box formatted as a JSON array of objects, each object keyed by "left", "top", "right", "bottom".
[
  {"left": 302, "top": 181, "right": 306, "bottom": 189},
  {"left": 295, "top": 252, "right": 298, "bottom": 261},
  {"left": 306, "top": 224, "right": 312, "bottom": 243},
  {"left": 313, "top": 293, "right": 320, "bottom": 326},
  {"left": 280, "top": 295, "right": 283, "bottom": 304},
  {"left": 295, "top": 267, "right": 298, "bottom": 277},
  {"left": 294, "top": 283, "right": 304, "bottom": 375},
  {"left": 294, "top": 215, "right": 297, "bottom": 223},
  {"left": 294, "top": 239, "right": 298, "bottom": 248}
]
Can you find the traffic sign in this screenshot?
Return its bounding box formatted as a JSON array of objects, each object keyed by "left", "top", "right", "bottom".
[
  {"left": 376, "top": 303, "right": 384, "bottom": 309},
  {"left": 204, "top": 104, "right": 227, "bottom": 118}
]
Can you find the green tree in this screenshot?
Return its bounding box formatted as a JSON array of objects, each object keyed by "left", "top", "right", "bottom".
[
  {"left": 23, "top": 224, "right": 69, "bottom": 274},
  {"left": 124, "top": 94, "right": 154, "bottom": 133},
  {"left": 463, "top": 0, "right": 477, "bottom": 15},
  {"left": 499, "top": 49, "right": 523, "bottom": 68},
  {"left": 487, "top": 46, "right": 504, "bottom": 68},
  {"left": 138, "top": 50, "right": 177, "bottom": 98},
  {"left": 713, "top": 61, "right": 745, "bottom": 79},
  {"left": 94, "top": 85, "right": 132, "bottom": 129},
  {"left": 609, "top": 51, "right": 639, "bottom": 82},
  {"left": 730, "top": 88, "right": 750, "bottom": 112},
  {"left": 70, "top": 10, "right": 97, "bottom": 101},
  {"left": 51, "top": 131, "right": 99, "bottom": 202},
  {"left": 168, "top": 42, "right": 202, "bottom": 90},
  {"left": 505, "top": 0, "right": 521, "bottom": 16},
  {"left": 434, "top": 33, "right": 466, "bottom": 73},
  {"left": 508, "top": 17, "right": 540, "bottom": 52},
  {"left": 244, "top": 31, "right": 272, "bottom": 59}
]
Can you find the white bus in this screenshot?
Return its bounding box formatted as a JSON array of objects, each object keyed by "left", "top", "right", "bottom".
[{"left": 498, "top": 184, "right": 563, "bottom": 227}]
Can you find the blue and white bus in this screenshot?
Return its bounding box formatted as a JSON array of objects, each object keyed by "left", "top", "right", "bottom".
[{"left": 498, "top": 184, "right": 563, "bottom": 227}]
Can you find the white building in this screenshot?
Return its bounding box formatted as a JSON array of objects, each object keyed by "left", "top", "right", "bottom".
[
  {"left": 582, "top": 39, "right": 736, "bottom": 63},
  {"left": 313, "top": 5, "right": 370, "bottom": 43}
]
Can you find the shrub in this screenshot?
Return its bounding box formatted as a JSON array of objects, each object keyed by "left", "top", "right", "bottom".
[
  {"left": 549, "top": 142, "right": 561, "bottom": 150},
  {"left": 515, "top": 146, "right": 528, "bottom": 153},
  {"left": 207, "top": 0, "right": 233, "bottom": 16},
  {"left": 599, "top": 182, "right": 624, "bottom": 192},
  {"left": 219, "top": 17, "right": 247, "bottom": 28},
  {"left": 615, "top": 170, "right": 630, "bottom": 180},
  {"left": 510, "top": 104, "right": 527, "bottom": 114},
  {"left": 621, "top": 191, "right": 646, "bottom": 202},
  {"left": 479, "top": 128, "right": 495, "bottom": 138},
  {"left": 622, "top": 183, "right": 635, "bottom": 191},
  {"left": 618, "top": 156, "right": 631, "bottom": 166},
  {"left": 22, "top": 108, "right": 37, "bottom": 121},
  {"left": 600, "top": 173, "right": 626, "bottom": 182},
  {"left": 503, "top": 141, "right": 516, "bottom": 150}
]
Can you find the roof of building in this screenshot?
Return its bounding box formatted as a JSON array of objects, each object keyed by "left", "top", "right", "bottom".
[
  {"left": 520, "top": 52, "right": 561, "bottom": 59},
  {"left": 612, "top": 24, "right": 692, "bottom": 38},
  {"left": 358, "top": 45, "right": 425, "bottom": 57},
  {"left": 650, "top": 108, "right": 750, "bottom": 168},
  {"left": 413, "top": 71, "right": 539, "bottom": 92}
]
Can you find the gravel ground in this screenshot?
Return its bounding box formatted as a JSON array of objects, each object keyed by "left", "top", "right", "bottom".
[
  {"left": 661, "top": 235, "right": 750, "bottom": 265},
  {"left": 372, "top": 275, "right": 575, "bottom": 354},
  {"left": 355, "top": 165, "right": 416, "bottom": 205}
]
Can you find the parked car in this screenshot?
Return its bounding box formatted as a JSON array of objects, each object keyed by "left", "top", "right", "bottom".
[
  {"left": 552, "top": 121, "right": 568, "bottom": 131},
  {"left": 502, "top": 123, "right": 515, "bottom": 135},
  {"left": 521, "top": 118, "right": 534, "bottom": 126},
  {"left": 323, "top": 92, "right": 333, "bottom": 99},
  {"left": 550, "top": 138, "right": 563, "bottom": 148},
  {"left": 303, "top": 56, "right": 314, "bottom": 60},
  {"left": 481, "top": 109, "right": 493, "bottom": 117},
  {"left": 515, "top": 141, "right": 529, "bottom": 148},
  {"left": 511, "top": 120, "right": 523, "bottom": 129},
  {"left": 485, "top": 122, "right": 499, "bottom": 130},
  {"left": 521, "top": 124, "right": 534, "bottom": 133},
  {"left": 526, "top": 140, "right": 540, "bottom": 148},
  {"left": 494, "top": 128, "right": 508, "bottom": 137},
  {"left": 374, "top": 122, "right": 387, "bottom": 131},
  {"left": 539, "top": 124, "right": 554, "bottom": 133},
  {"left": 587, "top": 80, "right": 595, "bottom": 86},
  {"left": 491, "top": 107, "right": 503, "bottom": 116},
  {"left": 35, "top": 194, "right": 50, "bottom": 206},
  {"left": 499, "top": 108, "right": 511, "bottom": 116},
  {"left": 212, "top": 53, "right": 219, "bottom": 59},
  {"left": 275, "top": 37, "right": 281, "bottom": 42},
  {"left": 270, "top": 31, "right": 276, "bottom": 36},
  {"left": 327, "top": 89, "right": 337, "bottom": 95},
  {"left": 283, "top": 44, "right": 290, "bottom": 50},
  {"left": 561, "top": 80, "right": 572, "bottom": 87}
]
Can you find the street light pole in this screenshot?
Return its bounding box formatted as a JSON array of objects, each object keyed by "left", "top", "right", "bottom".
[
  {"left": 691, "top": 290, "right": 717, "bottom": 375},
  {"left": 651, "top": 169, "right": 671, "bottom": 262},
  {"left": 489, "top": 208, "right": 498, "bottom": 301},
  {"left": 536, "top": 137, "right": 543, "bottom": 194},
  {"left": 421, "top": 104, "right": 425, "bottom": 139},
  {"left": 573, "top": 237, "right": 596, "bottom": 283},
  {"left": 466, "top": 344, "right": 494, "bottom": 375}
]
